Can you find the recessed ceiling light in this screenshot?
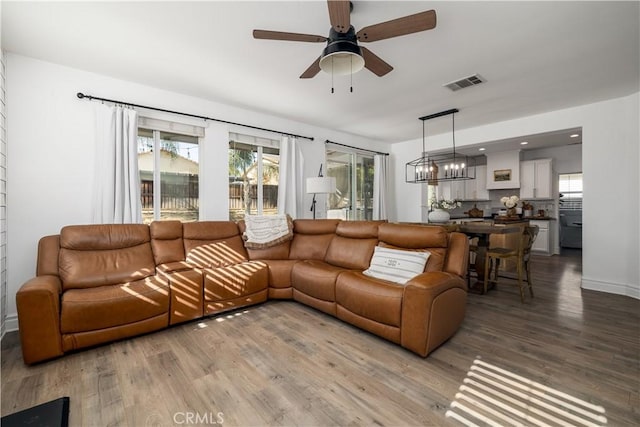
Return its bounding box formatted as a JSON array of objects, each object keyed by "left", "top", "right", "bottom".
[
  {"left": 570, "top": 134, "right": 580, "bottom": 138},
  {"left": 520, "top": 141, "right": 529, "bottom": 145},
  {"left": 478, "top": 148, "right": 486, "bottom": 151}
]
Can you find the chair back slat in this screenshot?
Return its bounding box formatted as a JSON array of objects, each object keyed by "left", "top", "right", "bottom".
[{"left": 522, "top": 225, "right": 539, "bottom": 258}]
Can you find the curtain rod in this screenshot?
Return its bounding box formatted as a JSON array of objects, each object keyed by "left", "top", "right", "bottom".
[
  {"left": 76, "top": 92, "right": 314, "bottom": 141},
  {"left": 325, "top": 139, "right": 389, "bottom": 156}
]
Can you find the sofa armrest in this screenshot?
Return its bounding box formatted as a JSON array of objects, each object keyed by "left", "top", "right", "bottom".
[
  {"left": 401, "top": 271, "right": 467, "bottom": 357},
  {"left": 16, "top": 275, "right": 64, "bottom": 364},
  {"left": 444, "top": 231, "right": 470, "bottom": 278}
]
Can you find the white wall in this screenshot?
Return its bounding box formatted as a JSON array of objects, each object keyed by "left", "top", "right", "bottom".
[
  {"left": 391, "top": 92, "right": 640, "bottom": 299},
  {"left": 0, "top": 50, "right": 6, "bottom": 339},
  {"left": 4, "top": 53, "right": 388, "bottom": 330}
]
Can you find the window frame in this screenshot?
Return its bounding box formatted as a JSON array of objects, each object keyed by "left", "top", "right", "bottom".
[
  {"left": 137, "top": 117, "right": 204, "bottom": 223},
  {"left": 228, "top": 133, "right": 280, "bottom": 220},
  {"left": 326, "top": 145, "right": 375, "bottom": 221}
]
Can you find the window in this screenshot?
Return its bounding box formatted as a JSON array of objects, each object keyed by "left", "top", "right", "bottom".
[
  {"left": 228, "top": 133, "right": 280, "bottom": 221},
  {"left": 138, "top": 128, "right": 200, "bottom": 224},
  {"left": 326, "top": 148, "right": 374, "bottom": 220},
  {"left": 559, "top": 173, "right": 582, "bottom": 210}
]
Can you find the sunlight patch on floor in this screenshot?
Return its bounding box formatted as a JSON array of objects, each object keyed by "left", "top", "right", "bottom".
[
  {"left": 214, "top": 309, "right": 250, "bottom": 323},
  {"left": 446, "top": 357, "right": 607, "bottom": 427}
]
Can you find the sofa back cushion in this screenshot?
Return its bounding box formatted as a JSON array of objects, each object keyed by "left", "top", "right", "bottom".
[
  {"left": 183, "top": 221, "right": 248, "bottom": 268},
  {"left": 59, "top": 224, "right": 155, "bottom": 290},
  {"left": 150, "top": 220, "right": 185, "bottom": 265},
  {"left": 377, "top": 223, "right": 448, "bottom": 272},
  {"left": 289, "top": 219, "right": 340, "bottom": 260},
  {"left": 324, "top": 221, "right": 379, "bottom": 270},
  {"left": 37, "top": 235, "right": 61, "bottom": 277}
]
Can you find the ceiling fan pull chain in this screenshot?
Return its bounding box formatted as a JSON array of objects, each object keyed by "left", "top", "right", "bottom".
[
  {"left": 331, "top": 57, "right": 335, "bottom": 94},
  {"left": 350, "top": 56, "right": 354, "bottom": 93}
]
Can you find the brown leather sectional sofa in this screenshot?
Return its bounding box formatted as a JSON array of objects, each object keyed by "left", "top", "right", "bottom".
[{"left": 16, "top": 219, "right": 469, "bottom": 364}]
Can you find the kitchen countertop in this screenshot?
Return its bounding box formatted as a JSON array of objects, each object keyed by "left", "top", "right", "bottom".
[
  {"left": 449, "top": 216, "right": 493, "bottom": 220},
  {"left": 450, "top": 215, "right": 555, "bottom": 221}
]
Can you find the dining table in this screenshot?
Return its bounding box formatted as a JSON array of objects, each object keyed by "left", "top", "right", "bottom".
[{"left": 457, "top": 222, "right": 523, "bottom": 293}]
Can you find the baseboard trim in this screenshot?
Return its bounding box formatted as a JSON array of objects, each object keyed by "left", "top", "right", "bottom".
[
  {"left": 582, "top": 278, "right": 640, "bottom": 300},
  {"left": 4, "top": 314, "right": 18, "bottom": 332}
]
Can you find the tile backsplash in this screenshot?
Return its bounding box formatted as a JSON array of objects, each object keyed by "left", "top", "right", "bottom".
[{"left": 448, "top": 189, "right": 556, "bottom": 218}]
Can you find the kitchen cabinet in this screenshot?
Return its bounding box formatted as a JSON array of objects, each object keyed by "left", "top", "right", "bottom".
[
  {"left": 464, "top": 165, "right": 489, "bottom": 200},
  {"left": 520, "top": 159, "right": 553, "bottom": 199},
  {"left": 439, "top": 180, "right": 465, "bottom": 200},
  {"left": 440, "top": 165, "right": 489, "bottom": 201},
  {"left": 530, "top": 219, "right": 550, "bottom": 254}
]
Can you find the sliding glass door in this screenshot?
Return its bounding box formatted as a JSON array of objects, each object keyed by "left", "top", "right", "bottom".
[{"left": 326, "top": 148, "right": 374, "bottom": 220}]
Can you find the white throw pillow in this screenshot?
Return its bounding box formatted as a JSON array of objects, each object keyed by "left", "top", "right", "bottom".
[{"left": 363, "top": 246, "right": 430, "bottom": 285}]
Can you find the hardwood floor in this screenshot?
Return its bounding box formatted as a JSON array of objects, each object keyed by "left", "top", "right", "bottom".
[{"left": 2, "top": 250, "right": 639, "bottom": 426}]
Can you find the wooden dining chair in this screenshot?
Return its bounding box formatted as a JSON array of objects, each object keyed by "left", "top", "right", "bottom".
[
  {"left": 466, "top": 221, "right": 493, "bottom": 287},
  {"left": 467, "top": 237, "right": 479, "bottom": 286},
  {"left": 483, "top": 225, "right": 539, "bottom": 302}
]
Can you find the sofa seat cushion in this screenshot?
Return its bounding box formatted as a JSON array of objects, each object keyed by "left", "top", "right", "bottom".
[
  {"left": 61, "top": 276, "right": 169, "bottom": 333},
  {"left": 260, "top": 259, "right": 298, "bottom": 289},
  {"left": 291, "top": 260, "right": 347, "bottom": 302},
  {"left": 156, "top": 261, "right": 194, "bottom": 274},
  {"left": 336, "top": 271, "right": 404, "bottom": 327},
  {"left": 203, "top": 261, "right": 268, "bottom": 302}
]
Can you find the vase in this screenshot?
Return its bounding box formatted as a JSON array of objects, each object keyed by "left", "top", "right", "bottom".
[
  {"left": 428, "top": 209, "right": 450, "bottom": 223},
  {"left": 507, "top": 207, "right": 517, "bottom": 217}
]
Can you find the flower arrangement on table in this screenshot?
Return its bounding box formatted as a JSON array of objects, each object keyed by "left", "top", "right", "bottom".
[
  {"left": 501, "top": 195, "right": 520, "bottom": 216},
  {"left": 430, "top": 198, "right": 462, "bottom": 211},
  {"left": 500, "top": 195, "right": 519, "bottom": 208}
]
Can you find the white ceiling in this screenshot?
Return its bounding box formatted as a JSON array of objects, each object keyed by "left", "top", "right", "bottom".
[{"left": 2, "top": 1, "right": 639, "bottom": 147}]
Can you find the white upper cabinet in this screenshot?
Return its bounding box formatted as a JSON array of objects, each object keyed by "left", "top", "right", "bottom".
[
  {"left": 439, "top": 180, "right": 465, "bottom": 200},
  {"left": 520, "top": 159, "right": 553, "bottom": 199},
  {"left": 464, "top": 165, "right": 489, "bottom": 200},
  {"left": 439, "top": 165, "right": 489, "bottom": 201}
]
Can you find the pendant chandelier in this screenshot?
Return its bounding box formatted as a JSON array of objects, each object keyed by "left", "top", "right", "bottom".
[{"left": 405, "top": 108, "right": 476, "bottom": 185}]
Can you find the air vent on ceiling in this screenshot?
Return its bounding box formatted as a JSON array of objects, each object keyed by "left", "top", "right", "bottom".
[{"left": 444, "top": 74, "right": 485, "bottom": 91}]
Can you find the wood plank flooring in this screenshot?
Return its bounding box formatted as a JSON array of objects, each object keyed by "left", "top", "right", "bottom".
[{"left": 2, "top": 249, "right": 639, "bottom": 426}]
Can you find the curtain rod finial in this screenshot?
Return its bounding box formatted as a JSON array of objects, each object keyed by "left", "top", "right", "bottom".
[{"left": 77, "top": 92, "right": 85, "bottom": 99}]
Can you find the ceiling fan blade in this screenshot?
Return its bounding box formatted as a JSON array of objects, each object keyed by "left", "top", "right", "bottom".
[
  {"left": 300, "top": 57, "right": 321, "bottom": 79},
  {"left": 357, "top": 10, "right": 436, "bottom": 42},
  {"left": 327, "top": 0, "right": 351, "bottom": 33},
  {"left": 361, "top": 47, "right": 393, "bottom": 77},
  {"left": 253, "top": 30, "right": 327, "bottom": 43}
]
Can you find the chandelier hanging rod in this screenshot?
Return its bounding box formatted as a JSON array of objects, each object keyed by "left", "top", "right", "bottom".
[{"left": 419, "top": 108, "right": 459, "bottom": 122}]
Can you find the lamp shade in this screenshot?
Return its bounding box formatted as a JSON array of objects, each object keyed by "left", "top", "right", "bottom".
[
  {"left": 319, "top": 41, "right": 365, "bottom": 76},
  {"left": 306, "top": 176, "right": 336, "bottom": 194}
]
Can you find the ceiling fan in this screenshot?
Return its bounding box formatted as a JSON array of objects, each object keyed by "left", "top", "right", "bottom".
[{"left": 253, "top": 0, "right": 436, "bottom": 79}]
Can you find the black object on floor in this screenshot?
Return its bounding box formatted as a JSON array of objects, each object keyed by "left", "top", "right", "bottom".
[{"left": 1, "top": 397, "right": 69, "bottom": 427}]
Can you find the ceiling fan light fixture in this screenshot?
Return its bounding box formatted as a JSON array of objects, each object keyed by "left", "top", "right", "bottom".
[{"left": 319, "top": 41, "right": 365, "bottom": 75}]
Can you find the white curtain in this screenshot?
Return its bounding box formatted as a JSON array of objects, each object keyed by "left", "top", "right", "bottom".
[
  {"left": 277, "top": 135, "right": 304, "bottom": 218},
  {"left": 92, "top": 104, "right": 142, "bottom": 223},
  {"left": 373, "top": 154, "right": 389, "bottom": 220}
]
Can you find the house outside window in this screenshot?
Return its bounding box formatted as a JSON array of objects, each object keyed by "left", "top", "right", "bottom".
[
  {"left": 228, "top": 133, "right": 280, "bottom": 221},
  {"left": 137, "top": 120, "right": 202, "bottom": 224}
]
